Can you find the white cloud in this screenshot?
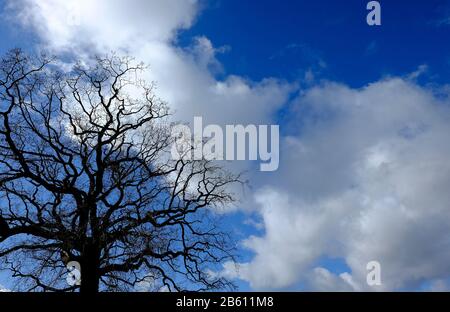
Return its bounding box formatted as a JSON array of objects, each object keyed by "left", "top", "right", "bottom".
[
  {"left": 5, "top": 0, "right": 293, "bottom": 126},
  {"left": 132, "top": 40, "right": 293, "bottom": 125},
  {"left": 6, "top": 0, "right": 198, "bottom": 51},
  {"left": 305, "top": 268, "right": 354, "bottom": 291},
  {"left": 229, "top": 78, "right": 450, "bottom": 291}
]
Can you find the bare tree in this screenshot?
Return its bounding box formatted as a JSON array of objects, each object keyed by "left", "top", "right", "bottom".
[{"left": 0, "top": 49, "right": 240, "bottom": 293}]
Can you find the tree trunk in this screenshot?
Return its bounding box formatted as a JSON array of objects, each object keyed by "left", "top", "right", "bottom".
[{"left": 80, "top": 240, "right": 100, "bottom": 293}]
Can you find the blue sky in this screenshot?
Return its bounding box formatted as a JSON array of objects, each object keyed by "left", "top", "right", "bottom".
[
  {"left": 2, "top": 0, "right": 450, "bottom": 292},
  {"left": 179, "top": 0, "right": 450, "bottom": 86}
]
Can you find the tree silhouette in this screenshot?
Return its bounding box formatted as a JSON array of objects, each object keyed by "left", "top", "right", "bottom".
[{"left": 0, "top": 49, "right": 240, "bottom": 293}]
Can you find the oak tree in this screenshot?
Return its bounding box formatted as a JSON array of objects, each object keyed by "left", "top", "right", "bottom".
[{"left": 0, "top": 50, "right": 240, "bottom": 293}]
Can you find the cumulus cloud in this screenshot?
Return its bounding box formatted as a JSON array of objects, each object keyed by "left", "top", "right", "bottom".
[
  {"left": 5, "top": 0, "right": 198, "bottom": 51},
  {"left": 230, "top": 78, "right": 450, "bottom": 291},
  {"left": 4, "top": 0, "right": 293, "bottom": 126},
  {"left": 305, "top": 268, "right": 354, "bottom": 291}
]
